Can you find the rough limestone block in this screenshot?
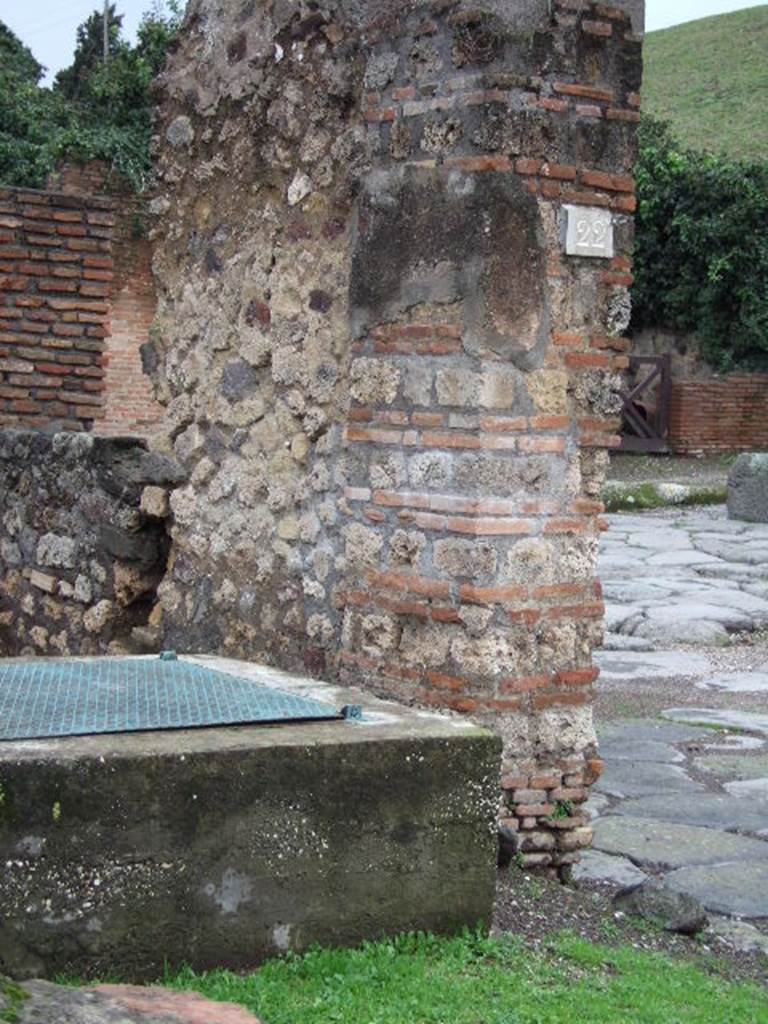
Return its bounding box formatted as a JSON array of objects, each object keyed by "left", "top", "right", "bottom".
[{"left": 728, "top": 453, "right": 768, "bottom": 523}]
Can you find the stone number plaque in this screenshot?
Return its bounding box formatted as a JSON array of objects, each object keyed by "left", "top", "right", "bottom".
[{"left": 564, "top": 205, "right": 614, "bottom": 259}]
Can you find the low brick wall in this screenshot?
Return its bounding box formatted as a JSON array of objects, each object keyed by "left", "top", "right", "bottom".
[
  {"left": 0, "top": 186, "right": 114, "bottom": 430},
  {"left": 670, "top": 375, "right": 768, "bottom": 455},
  {"left": 0, "top": 429, "right": 183, "bottom": 657}
]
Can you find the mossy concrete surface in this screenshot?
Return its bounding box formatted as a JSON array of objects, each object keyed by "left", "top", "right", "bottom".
[{"left": 0, "top": 656, "right": 500, "bottom": 982}]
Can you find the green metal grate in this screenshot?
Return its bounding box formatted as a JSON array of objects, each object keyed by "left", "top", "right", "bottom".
[{"left": 0, "top": 658, "right": 345, "bottom": 741}]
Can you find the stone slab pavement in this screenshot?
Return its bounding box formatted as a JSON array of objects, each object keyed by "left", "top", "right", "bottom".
[
  {"left": 581, "top": 505, "right": 768, "bottom": 951},
  {"left": 600, "top": 506, "right": 768, "bottom": 649},
  {"left": 582, "top": 707, "right": 768, "bottom": 930}
]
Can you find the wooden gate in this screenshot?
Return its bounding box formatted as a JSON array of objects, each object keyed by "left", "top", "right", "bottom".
[{"left": 619, "top": 354, "right": 671, "bottom": 453}]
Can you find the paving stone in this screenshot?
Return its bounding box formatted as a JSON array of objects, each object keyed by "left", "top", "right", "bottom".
[
  {"left": 663, "top": 707, "right": 768, "bottom": 736},
  {"left": 687, "top": 590, "right": 768, "bottom": 620},
  {"left": 696, "top": 672, "right": 768, "bottom": 694},
  {"left": 598, "top": 720, "right": 709, "bottom": 745},
  {"left": 593, "top": 816, "right": 768, "bottom": 870},
  {"left": 695, "top": 752, "right": 768, "bottom": 781},
  {"left": 666, "top": 861, "right": 768, "bottom": 918},
  {"left": 607, "top": 514, "right": 677, "bottom": 531},
  {"left": 698, "top": 562, "right": 767, "bottom": 580},
  {"left": 612, "top": 878, "right": 708, "bottom": 934},
  {"left": 604, "top": 604, "right": 644, "bottom": 631},
  {"left": 630, "top": 616, "right": 730, "bottom": 647},
  {"left": 601, "top": 581, "right": 675, "bottom": 603},
  {"left": 640, "top": 602, "right": 754, "bottom": 631},
  {"left": 708, "top": 916, "right": 768, "bottom": 955},
  {"left": 595, "top": 651, "right": 711, "bottom": 682},
  {"left": 613, "top": 792, "right": 768, "bottom": 834},
  {"left": 596, "top": 761, "right": 702, "bottom": 798},
  {"left": 694, "top": 537, "right": 768, "bottom": 564},
  {"left": 599, "top": 634, "right": 655, "bottom": 652},
  {"left": 699, "top": 734, "right": 766, "bottom": 753},
  {"left": 644, "top": 550, "right": 721, "bottom": 567},
  {"left": 625, "top": 531, "right": 694, "bottom": 551},
  {"left": 724, "top": 778, "right": 768, "bottom": 799},
  {"left": 598, "top": 739, "right": 684, "bottom": 764},
  {"left": 573, "top": 850, "right": 648, "bottom": 888},
  {"left": 584, "top": 792, "right": 610, "bottom": 820}
]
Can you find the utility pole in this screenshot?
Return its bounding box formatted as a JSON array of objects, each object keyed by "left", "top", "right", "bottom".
[{"left": 103, "top": 0, "right": 109, "bottom": 64}]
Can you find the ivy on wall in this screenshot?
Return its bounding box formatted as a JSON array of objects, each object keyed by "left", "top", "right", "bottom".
[{"left": 632, "top": 117, "right": 768, "bottom": 372}]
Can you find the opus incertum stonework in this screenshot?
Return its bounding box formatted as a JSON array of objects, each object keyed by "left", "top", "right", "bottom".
[
  {"left": 143, "top": 0, "right": 644, "bottom": 873},
  {"left": 0, "top": 0, "right": 645, "bottom": 878}
]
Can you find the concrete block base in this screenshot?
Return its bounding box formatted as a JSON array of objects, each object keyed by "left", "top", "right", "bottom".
[{"left": 0, "top": 657, "right": 500, "bottom": 980}]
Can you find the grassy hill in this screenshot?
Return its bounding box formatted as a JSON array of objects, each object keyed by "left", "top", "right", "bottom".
[{"left": 642, "top": 5, "right": 768, "bottom": 160}]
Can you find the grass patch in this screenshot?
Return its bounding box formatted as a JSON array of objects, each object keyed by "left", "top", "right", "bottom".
[
  {"left": 602, "top": 481, "right": 726, "bottom": 513},
  {"left": 643, "top": 6, "right": 768, "bottom": 161},
  {"left": 159, "top": 929, "right": 768, "bottom": 1024},
  {"left": 0, "top": 978, "right": 29, "bottom": 1024}
]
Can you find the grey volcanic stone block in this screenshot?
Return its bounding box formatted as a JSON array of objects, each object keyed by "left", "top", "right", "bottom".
[
  {"left": 728, "top": 453, "right": 768, "bottom": 523},
  {"left": 666, "top": 862, "right": 768, "bottom": 919},
  {"left": 573, "top": 850, "right": 647, "bottom": 888},
  {"left": 0, "top": 658, "right": 500, "bottom": 982},
  {"left": 612, "top": 878, "right": 707, "bottom": 934},
  {"left": 594, "top": 816, "right": 768, "bottom": 870}
]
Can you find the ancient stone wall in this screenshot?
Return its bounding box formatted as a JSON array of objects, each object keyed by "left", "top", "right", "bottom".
[
  {"left": 0, "top": 429, "right": 182, "bottom": 657},
  {"left": 151, "top": 0, "right": 643, "bottom": 871}
]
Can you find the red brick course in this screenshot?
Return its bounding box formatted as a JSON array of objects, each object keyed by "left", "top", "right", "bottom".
[{"left": 669, "top": 375, "right": 768, "bottom": 455}]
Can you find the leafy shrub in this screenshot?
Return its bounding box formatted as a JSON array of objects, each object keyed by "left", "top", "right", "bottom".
[
  {"left": 0, "top": 3, "right": 181, "bottom": 193},
  {"left": 632, "top": 117, "right": 768, "bottom": 372}
]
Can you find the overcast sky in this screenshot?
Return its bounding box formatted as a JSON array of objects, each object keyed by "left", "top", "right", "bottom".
[{"left": 2, "top": 0, "right": 765, "bottom": 84}]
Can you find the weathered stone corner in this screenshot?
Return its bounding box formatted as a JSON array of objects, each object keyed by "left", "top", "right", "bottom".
[{"left": 145, "top": 0, "right": 644, "bottom": 871}]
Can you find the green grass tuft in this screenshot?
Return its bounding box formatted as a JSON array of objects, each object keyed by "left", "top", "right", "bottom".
[
  {"left": 643, "top": 6, "right": 768, "bottom": 160},
  {"left": 602, "top": 481, "right": 727, "bottom": 513},
  {"left": 157, "top": 928, "right": 768, "bottom": 1024},
  {"left": 0, "top": 978, "right": 29, "bottom": 1024}
]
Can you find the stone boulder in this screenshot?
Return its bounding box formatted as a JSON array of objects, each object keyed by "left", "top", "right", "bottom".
[
  {"left": 728, "top": 453, "right": 768, "bottom": 523},
  {"left": 0, "top": 977, "right": 261, "bottom": 1023},
  {"left": 612, "top": 878, "right": 708, "bottom": 935}
]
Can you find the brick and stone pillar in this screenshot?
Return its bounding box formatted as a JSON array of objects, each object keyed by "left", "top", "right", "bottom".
[{"left": 151, "top": 0, "right": 643, "bottom": 874}]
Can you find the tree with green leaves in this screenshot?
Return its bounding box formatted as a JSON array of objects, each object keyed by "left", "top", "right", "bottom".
[
  {"left": 0, "top": 21, "right": 44, "bottom": 84},
  {"left": 0, "top": 2, "right": 182, "bottom": 193},
  {"left": 54, "top": 5, "right": 124, "bottom": 101}
]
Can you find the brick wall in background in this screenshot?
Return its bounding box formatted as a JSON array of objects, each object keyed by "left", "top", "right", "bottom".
[
  {"left": 0, "top": 187, "right": 113, "bottom": 430},
  {"left": 100, "top": 217, "right": 163, "bottom": 438},
  {"left": 670, "top": 375, "right": 768, "bottom": 455},
  {"left": 49, "top": 161, "right": 163, "bottom": 439}
]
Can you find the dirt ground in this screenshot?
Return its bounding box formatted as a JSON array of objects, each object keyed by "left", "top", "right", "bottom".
[{"left": 494, "top": 867, "right": 768, "bottom": 988}]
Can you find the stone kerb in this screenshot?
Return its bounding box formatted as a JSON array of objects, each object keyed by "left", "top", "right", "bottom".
[{"left": 149, "top": 0, "right": 642, "bottom": 872}]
